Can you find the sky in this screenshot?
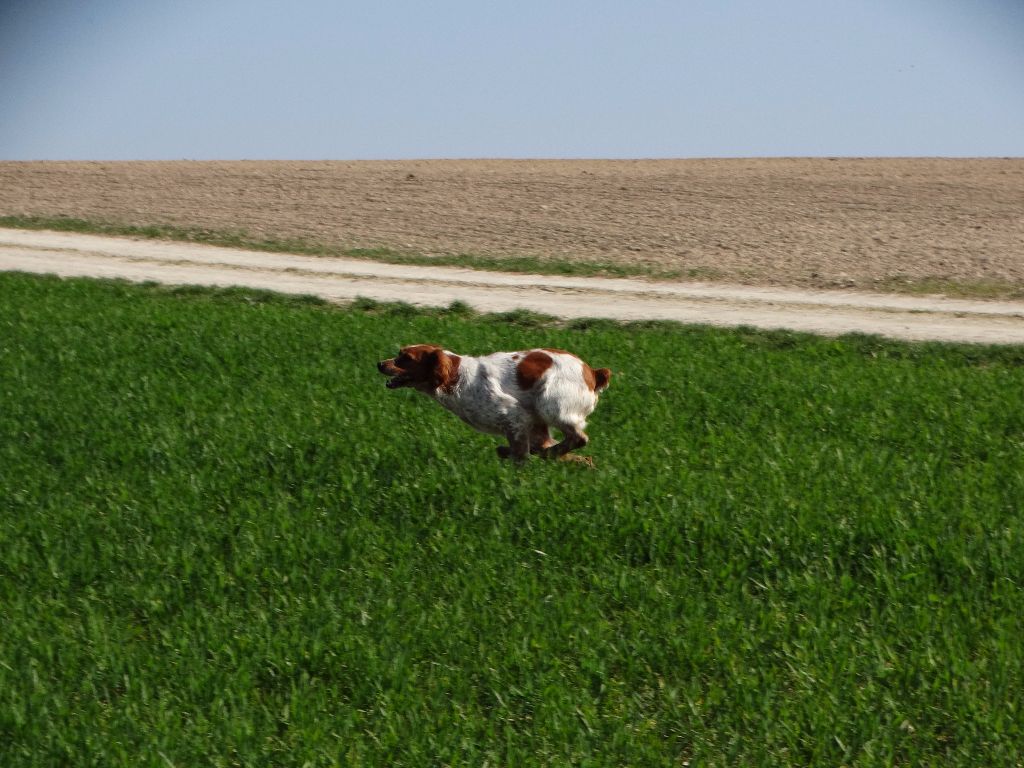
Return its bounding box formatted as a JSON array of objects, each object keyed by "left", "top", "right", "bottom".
[{"left": 1, "top": 0, "right": 1023, "bottom": 160}]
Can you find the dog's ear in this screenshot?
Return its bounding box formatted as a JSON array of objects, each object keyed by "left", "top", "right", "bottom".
[
  {"left": 593, "top": 367, "right": 611, "bottom": 392},
  {"left": 431, "top": 349, "right": 461, "bottom": 392}
]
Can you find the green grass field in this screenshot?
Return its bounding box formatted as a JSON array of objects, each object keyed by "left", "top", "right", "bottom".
[{"left": 2, "top": 272, "right": 1023, "bottom": 766}]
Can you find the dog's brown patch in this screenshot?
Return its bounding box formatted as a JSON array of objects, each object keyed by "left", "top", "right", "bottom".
[
  {"left": 400, "top": 344, "right": 442, "bottom": 381},
  {"left": 589, "top": 366, "right": 611, "bottom": 392},
  {"left": 581, "top": 364, "right": 596, "bottom": 391},
  {"left": 438, "top": 353, "right": 461, "bottom": 393},
  {"left": 515, "top": 350, "right": 553, "bottom": 390},
  {"left": 380, "top": 344, "right": 461, "bottom": 393}
]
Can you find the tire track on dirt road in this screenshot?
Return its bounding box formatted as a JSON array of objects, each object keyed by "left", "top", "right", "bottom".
[{"left": 3, "top": 228, "right": 1024, "bottom": 345}]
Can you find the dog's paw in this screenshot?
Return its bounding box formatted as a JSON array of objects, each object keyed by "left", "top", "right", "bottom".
[
  {"left": 497, "top": 445, "right": 529, "bottom": 463},
  {"left": 560, "top": 454, "right": 596, "bottom": 469}
]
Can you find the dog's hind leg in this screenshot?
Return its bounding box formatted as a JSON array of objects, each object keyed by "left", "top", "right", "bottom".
[
  {"left": 529, "top": 423, "right": 556, "bottom": 455},
  {"left": 540, "top": 420, "right": 588, "bottom": 460}
]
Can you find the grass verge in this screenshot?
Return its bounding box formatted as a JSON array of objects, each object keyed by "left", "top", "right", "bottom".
[{"left": 2, "top": 273, "right": 1023, "bottom": 766}]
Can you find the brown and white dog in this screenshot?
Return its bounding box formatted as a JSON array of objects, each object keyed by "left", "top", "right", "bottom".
[{"left": 377, "top": 345, "right": 611, "bottom": 461}]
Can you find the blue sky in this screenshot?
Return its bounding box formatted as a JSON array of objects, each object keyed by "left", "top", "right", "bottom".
[{"left": 2, "top": 0, "right": 1022, "bottom": 159}]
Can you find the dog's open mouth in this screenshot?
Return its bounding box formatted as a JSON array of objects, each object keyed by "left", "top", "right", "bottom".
[{"left": 378, "top": 360, "right": 405, "bottom": 388}]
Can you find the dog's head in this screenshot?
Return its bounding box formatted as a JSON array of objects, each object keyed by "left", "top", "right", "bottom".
[{"left": 377, "top": 345, "right": 460, "bottom": 393}]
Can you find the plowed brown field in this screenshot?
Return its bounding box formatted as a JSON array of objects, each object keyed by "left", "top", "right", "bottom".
[{"left": 1, "top": 158, "right": 1022, "bottom": 293}]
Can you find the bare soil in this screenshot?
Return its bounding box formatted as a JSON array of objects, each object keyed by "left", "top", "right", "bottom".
[{"left": 1, "top": 159, "right": 1022, "bottom": 294}]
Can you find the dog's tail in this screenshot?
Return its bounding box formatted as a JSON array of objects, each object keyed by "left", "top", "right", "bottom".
[{"left": 593, "top": 367, "right": 611, "bottom": 392}]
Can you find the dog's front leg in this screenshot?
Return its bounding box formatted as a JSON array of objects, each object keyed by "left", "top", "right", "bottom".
[{"left": 496, "top": 428, "right": 530, "bottom": 462}]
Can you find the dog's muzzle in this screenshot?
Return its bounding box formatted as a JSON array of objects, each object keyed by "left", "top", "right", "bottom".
[{"left": 378, "top": 360, "right": 404, "bottom": 388}]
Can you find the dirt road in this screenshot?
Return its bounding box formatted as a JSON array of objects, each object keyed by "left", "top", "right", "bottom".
[{"left": 4, "top": 228, "right": 1024, "bottom": 345}]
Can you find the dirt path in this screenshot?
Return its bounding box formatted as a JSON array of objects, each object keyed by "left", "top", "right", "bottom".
[{"left": 4, "top": 228, "right": 1024, "bottom": 345}]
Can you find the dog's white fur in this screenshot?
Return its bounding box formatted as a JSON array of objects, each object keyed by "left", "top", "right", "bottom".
[
  {"left": 378, "top": 345, "right": 610, "bottom": 460},
  {"left": 443, "top": 350, "right": 598, "bottom": 433}
]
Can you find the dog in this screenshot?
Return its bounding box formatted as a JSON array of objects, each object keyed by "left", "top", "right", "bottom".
[{"left": 377, "top": 345, "right": 611, "bottom": 461}]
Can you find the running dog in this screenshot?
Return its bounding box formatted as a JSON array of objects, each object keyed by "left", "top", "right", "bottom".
[{"left": 377, "top": 345, "right": 610, "bottom": 461}]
